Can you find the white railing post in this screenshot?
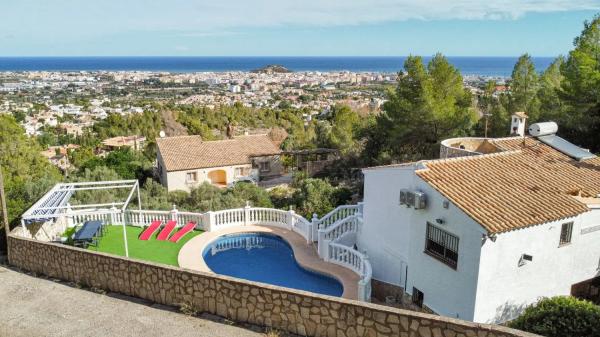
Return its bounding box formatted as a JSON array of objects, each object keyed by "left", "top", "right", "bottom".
[
  {"left": 66, "top": 203, "right": 74, "bottom": 228},
  {"left": 171, "top": 204, "right": 178, "bottom": 222},
  {"left": 317, "top": 230, "right": 330, "bottom": 260},
  {"left": 311, "top": 213, "right": 319, "bottom": 242},
  {"left": 358, "top": 279, "right": 368, "bottom": 302},
  {"left": 287, "top": 209, "right": 295, "bottom": 230},
  {"left": 361, "top": 252, "right": 369, "bottom": 277},
  {"left": 110, "top": 204, "right": 117, "bottom": 225},
  {"left": 244, "top": 203, "right": 251, "bottom": 226},
  {"left": 358, "top": 253, "right": 371, "bottom": 302},
  {"left": 357, "top": 203, "right": 364, "bottom": 235},
  {"left": 204, "top": 211, "right": 214, "bottom": 232}
]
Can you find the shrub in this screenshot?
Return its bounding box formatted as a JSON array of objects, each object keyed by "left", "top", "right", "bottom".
[
  {"left": 228, "top": 182, "right": 273, "bottom": 208},
  {"left": 508, "top": 296, "right": 600, "bottom": 337},
  {"left": 269, "top": 185, "right": 295, "bottom": 210}
]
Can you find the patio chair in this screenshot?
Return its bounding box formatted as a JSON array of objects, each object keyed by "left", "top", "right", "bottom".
[
  {"left": 169, "top": 221, "right": 196, "bottom": 243},
  {"left": 157, "top": 220, "right": 177, "bottom": 241},
  {"left": 139, "top": 220, "right": 162, "bottom": 240}
]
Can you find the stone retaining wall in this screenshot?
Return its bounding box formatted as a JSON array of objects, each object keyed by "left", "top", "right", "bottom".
[
  {"left": 371, "top": 279, "right": 405, "bottom": 303},
  {"left": 7, "top": 235, "right": 539, "bottom": 337}
]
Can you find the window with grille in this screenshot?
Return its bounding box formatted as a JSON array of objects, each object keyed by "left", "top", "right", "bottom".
[
  {"left": 559, "top": 222, "right": 573, "bottom": 246},
  {"left": 425, "top": 223, "right": 459, "bottom": 269}
]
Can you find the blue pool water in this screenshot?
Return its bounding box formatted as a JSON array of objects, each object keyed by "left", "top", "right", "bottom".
[{"left": 203, "top": 233, "right": 343, "bottom": 296}]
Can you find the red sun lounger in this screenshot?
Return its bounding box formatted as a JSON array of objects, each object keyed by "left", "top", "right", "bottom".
[
  {"left": 169, "top": 221, "right": 196, "bottom": 243},
  {"left": 139, "top": 220, "right": 162, "bottom": 240},
  {"left": 157, "top": 220, "right": 177, "bottom": 241}
]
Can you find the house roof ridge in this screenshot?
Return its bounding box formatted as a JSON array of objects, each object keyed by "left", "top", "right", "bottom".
[
  {"left": 416, "top": 150, "right": 522, "bottom": 172},
  {"left": 156, "top": 134, "right": 201, "bottom": 142}
]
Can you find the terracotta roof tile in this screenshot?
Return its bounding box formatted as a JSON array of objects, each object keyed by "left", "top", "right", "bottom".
[
  {"left": 416, "top": 138, "right": 600, "bottom": 234},
  {"left": 157, "top": 134, "right": 281, "bottom": 172}
]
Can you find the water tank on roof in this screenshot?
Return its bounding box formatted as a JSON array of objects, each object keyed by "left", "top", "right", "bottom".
[{"left": 528, "top": 122, "right": 558, "bottom": 137}]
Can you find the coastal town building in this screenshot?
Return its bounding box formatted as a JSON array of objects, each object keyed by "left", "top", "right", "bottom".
[
  {"left": 358, "top": 122, "right": 600, "bottom": 323},
  {"left": 101, "top": 135, "right": 146, "bottom": 151},
  {"left": 156, "top": 134, "right": 282, "bottom": 191},
  {"left": 40, "top": 144, "right": 80, "bottom": 171}
]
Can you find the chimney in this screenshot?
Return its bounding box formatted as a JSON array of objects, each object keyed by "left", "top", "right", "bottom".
[
  {"left": 510, "top": 112, "right": 528, "bottom": 137},
  {"left": 226, "top": 123, "right": 235, "bottom": 139}
]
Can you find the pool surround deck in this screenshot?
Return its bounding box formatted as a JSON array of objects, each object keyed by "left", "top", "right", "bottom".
[{"left": 178, "top": 225, "right": 359, "bottom": 300}]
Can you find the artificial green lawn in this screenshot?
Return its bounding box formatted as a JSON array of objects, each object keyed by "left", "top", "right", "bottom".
[{"left": 87, "top": 225, "right": 203, "bottom": 266}]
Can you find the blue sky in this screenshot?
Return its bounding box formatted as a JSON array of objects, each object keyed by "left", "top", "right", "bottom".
[{"left": 1, "top": 1, "right": 599, "bottom": 56}]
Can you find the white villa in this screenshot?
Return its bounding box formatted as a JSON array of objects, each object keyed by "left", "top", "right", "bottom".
[
  {"left": 156, "top": 134, "right": 282, "bottom": 191},
  {"left": 357, "top": 117, "right": 600, "bottom": 323},
  {"left": 15, "top": 114, "right": 600, "bottom": 325}
]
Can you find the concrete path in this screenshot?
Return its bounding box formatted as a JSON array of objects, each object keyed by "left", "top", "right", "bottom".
[{"left": 0, "top": 264, "right": 269, "bottom": 337}]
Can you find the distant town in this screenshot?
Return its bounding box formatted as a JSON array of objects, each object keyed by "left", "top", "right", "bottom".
[{"left": 0, "top": 68, "right": 506, "bottom": 142}]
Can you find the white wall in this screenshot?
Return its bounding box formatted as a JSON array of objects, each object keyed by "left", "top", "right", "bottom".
[
  {"left": 361, "top": 165, "right": 486, "bottom": 321},
  {"left": 164, "top": 164, "right": 255, "bottom": 192},
  {"left": 474, "top": 208, "right": 600, "bottom": 323},
  {"left": 406, "top": 176, "right": 486, "bottom": 321},
  {"left": 359, "top": 166, "right": 414, "bottom": 288},
  {"left": 157, "top": 150, "right": 168, "bottom": 187}
]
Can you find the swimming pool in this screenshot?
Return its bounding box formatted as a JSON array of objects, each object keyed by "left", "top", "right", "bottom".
[{"left": 202, "top": 233, "right": 343, "bottom": 296}]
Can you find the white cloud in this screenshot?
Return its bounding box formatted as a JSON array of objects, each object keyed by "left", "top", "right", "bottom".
[
  {"left": 3, "top": 0, "right": 600, "bottom": 36},
  {"left": 143, "top": 0, "right": 600, "bottom": 28}
]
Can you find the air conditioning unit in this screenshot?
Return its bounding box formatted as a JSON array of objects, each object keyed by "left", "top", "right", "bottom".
[
  {"left": 413, "top": 191, "right": 427, "bottom": 209},
  {"left": 399, "top": 189, "right": 409, "bottom": 205},
  {"left": 406, "top": 191, "right": 416, "bottom": 207},
  {"left": 399, "top": 189, "right": 427, "bottom": 209}
]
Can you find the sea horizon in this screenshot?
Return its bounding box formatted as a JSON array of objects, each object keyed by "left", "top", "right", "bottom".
[{"left": 0, "top": 56, "right": 556, "bottom": 77}]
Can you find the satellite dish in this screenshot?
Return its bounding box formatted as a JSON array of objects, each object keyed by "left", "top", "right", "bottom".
[{"left": 159, "top": 130, "right": 166, "bottom": 138}]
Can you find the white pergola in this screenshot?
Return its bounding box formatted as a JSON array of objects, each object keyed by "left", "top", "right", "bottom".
[{"left": 21, "top": 180, "right": 141, "bottom": 257}]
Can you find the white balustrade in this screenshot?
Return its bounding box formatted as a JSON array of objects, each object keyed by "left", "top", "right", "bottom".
[
  {"left": 316, "top": 205, "right": 359, "bottom": 232},
  {"left": 317, "top": 214, "right": 361, "bottom": 259},
  {"left": 208, "top": 207, "right": 312, "bottom": 243},
  {"left": 291, "top": 213, "right": 312, "bottom": 242},
  {"left": 175, "top": 211, "right": 205, "bottom": 230},
  {"left": 247, "top": 207, "right": 289, "bottom": 227},
  {"left": 212, "top": 208, "right": 246, "bottom": 228},
  {"left": 126, "top": 209, "right": 172, "bottom": 227},
  {"left": 322, "top": 215, "right": 360, "bottom": 242},
  {"left": 70, "top": 210, "right": 115, "bottom": 227},
  {"left": 328, "top": 242, "right": 372, "bottom": 301},
  {"left": 68, "top": 208, "right": 206, "bottom": 230}
]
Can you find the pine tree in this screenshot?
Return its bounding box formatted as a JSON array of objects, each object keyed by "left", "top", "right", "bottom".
[
  {"left": 368, "top": 54, "right": 475, "bottom": 163},
  {"left": 509, "top": 54, "right": 540, "bottom": 120},
  {"left": 560, "top": 15, "right": 600, "bottom": 152},
  {"left": 537, "top": 57, "right": 565, "bottom": 123}
]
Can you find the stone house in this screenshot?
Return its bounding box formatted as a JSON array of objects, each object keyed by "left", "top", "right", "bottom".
[{"left": 156, "top": 134, "right": 282, "bottom": 191}]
